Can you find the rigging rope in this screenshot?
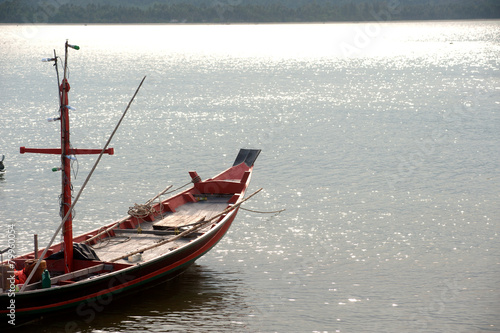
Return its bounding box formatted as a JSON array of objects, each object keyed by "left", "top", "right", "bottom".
[{"left": 240, "top": 207, "right": 286, "bottom": 214}]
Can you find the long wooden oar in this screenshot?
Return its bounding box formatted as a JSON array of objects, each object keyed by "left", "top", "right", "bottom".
[
  {"left": 109, "top": 187, "right": 263, "bottom": 263},
  {"left": 20, "top": 76, "right": 146, "bottom": 292}
]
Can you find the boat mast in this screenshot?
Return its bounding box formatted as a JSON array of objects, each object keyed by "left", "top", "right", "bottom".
[
  {"left": 60, "top": 40, "right": 73, "bottom": 273},
  {"left": 20, "top": 40, "right": 115, "bottom": 274}
]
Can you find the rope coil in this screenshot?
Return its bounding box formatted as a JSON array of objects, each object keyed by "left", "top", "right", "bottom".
[{"left": 128, "top": 203, "right": 154, "bottom": 218}]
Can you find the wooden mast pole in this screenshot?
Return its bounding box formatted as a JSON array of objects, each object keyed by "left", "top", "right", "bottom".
[
  {"left": 61, "top": 40, "right": 73, "bottom": 273},
  {"left": 20, "top": 76, "right": 146, "bottom": 292},
  {"left": 21, "top": 40, "right": 114, "bottom": 274}
]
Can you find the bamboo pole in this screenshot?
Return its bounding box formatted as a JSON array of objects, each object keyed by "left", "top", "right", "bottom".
[{"left": 109, "top": 187, "right": 263, "bottom": 263}]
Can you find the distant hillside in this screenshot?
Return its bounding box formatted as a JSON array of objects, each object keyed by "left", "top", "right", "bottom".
[{"left": 0, "top": 0, "right": 498, "bottom": 23}]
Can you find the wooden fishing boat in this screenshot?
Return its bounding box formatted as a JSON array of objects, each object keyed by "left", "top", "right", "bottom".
[{"left": 0, "top": 41, "right": 260, "bottom": 327}]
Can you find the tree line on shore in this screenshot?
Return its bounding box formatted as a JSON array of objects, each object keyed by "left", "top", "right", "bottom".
[{"left": 0, "top": 0, "right": 498, "bottom": 24}]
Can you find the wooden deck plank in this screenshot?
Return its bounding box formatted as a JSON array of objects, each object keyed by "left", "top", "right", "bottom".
[
  {"left": 153, "top": 214, "right": 206, "bottom": 230},
  {"left": 152, "top": 202, "right": 228, "bottom": 230}
]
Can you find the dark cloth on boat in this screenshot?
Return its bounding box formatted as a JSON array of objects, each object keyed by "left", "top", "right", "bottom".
[{"left": 46, "top": 243, "right": 100, "bottom": 261}]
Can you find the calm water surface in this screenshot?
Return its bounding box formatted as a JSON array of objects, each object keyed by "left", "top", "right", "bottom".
[{"left": 0, "top": 21, "right": 499, "bottom": 332}]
